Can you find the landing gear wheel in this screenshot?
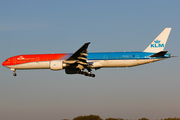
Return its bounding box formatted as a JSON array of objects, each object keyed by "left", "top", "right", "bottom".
[
  {"left": 13, "top": 73, "right": 17, "bottom": 76},
  {"left": 84, "top": 72, "right": 88, "bottom": 76},
  {"left": 77, "top": 68, "right": 95, "bottom": 77},
  {"left": 91, "top": 74, "right": 95, "bottom": 77},
  {"left": 80, "top": 71, "right": 85, "bottom": 75},
  {"left": 87, "top": 72, "right": 95, "bottom": 77}
]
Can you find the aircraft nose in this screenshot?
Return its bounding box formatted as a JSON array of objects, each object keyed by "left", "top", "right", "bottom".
[
  {"left": 2, "top": 61, "right": 5, "bottom": 66},
  {"left": 2, "top": 61, "right": 7, "bottom": 66}
]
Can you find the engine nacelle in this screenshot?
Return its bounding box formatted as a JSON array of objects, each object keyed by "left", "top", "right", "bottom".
[
  {"left": 65, "top": 68, "right": 78, "bottom": 74},
  {"left": 50, "top": 60, "right": 65, "bottom": 70}
]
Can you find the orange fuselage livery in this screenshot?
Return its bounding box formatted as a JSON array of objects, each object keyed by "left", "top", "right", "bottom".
[{"left": 3, "top": 54, "right": 70, "bottom": 66}]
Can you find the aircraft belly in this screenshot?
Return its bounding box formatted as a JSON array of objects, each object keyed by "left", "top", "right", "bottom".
[
  {"left": 91, "top": 59, "right": 163, "bottom": 68},
  {"left": 99, "top": 60, "right": 129, "bottom": 67},
  {"left": 7, "top": 59, "right": 165, "bottom": 70},
  {"left": 7, "top": 61, "right": 50, "bottom": 69}
]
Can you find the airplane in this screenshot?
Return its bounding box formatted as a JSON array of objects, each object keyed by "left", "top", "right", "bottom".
[{"left": 2, "top": 28, "right": 172, "bottom": 77}]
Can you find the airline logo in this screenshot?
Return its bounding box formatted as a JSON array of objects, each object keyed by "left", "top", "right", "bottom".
[
  {"left": 151, "top": 40, "right": 164, "bottom": 48},
  {"left": 17, "top": 56, "right": 25, "bottom": 60}
]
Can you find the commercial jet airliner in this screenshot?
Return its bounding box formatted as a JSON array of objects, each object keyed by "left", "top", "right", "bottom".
[{"left": 2, "top": 28, "right": 172, "bottom": 77}]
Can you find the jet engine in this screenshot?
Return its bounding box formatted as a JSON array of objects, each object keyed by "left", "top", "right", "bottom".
[
  {"left": 50, "top": 60, "right": 66, "bottom": 70},
  {"left": 65, "top": 68, "right": 78, "bottom": 74}
]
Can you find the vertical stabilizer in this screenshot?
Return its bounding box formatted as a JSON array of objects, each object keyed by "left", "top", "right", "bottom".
[{"left": 143, "top": 28, "right": 171, "bottom": 53}]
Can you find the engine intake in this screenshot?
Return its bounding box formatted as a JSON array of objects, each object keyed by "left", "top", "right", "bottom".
[{"left": 50, "top": 60, "right": 65, "bottom": 70}]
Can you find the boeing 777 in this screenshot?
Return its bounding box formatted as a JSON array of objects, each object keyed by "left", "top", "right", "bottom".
[{"left": 2, "top": 28, "right": 172, "bottom": 77}]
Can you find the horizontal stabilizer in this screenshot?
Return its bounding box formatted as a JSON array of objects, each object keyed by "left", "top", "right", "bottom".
[{"left": 150, "top": 51, "right": 168, "bottom": 57}]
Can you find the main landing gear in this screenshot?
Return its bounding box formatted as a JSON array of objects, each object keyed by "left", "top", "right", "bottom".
[{"left": 77, "top": 70, "right": 95, "bottom": 77}]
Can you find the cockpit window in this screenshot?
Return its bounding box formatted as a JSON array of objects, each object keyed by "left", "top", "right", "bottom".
[{"left": 5, "top": 59, "right": 8, "bottom": 61}]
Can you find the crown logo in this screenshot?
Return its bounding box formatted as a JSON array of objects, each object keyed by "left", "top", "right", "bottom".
[
  {"left": 17, "top": 56, "right": 25, "bottom": 60},
  {"left": 154, "top": 39, "right": 161, "bottom": 43}
]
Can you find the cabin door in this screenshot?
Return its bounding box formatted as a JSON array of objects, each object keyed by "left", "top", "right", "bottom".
[{"left": 13, "top": 58, "right": 16, "bottom": 64}]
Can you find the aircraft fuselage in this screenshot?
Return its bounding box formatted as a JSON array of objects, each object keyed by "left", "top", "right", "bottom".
[{"left": 2, "top": 52, "right": 171, "bottom": 69}]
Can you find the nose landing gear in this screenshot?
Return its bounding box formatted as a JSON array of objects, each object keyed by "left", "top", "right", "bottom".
[
  {"left": 11, "top": 68, "right": 17, "bottom": 77},
  {"left": 13, "top": 73, "right": 17, "bottom": 76}
]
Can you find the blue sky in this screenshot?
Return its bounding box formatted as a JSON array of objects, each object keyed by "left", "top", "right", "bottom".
[{"left": 0, "top": 0, "right": 180, "bottom": 120}]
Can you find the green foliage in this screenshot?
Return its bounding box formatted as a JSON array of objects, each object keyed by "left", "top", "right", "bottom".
[
  {"left": 105, "top": 118, "right": 124, "bottom": 120},
  {"left": 72, "top": 115, "right": 180, "bottom": 120},
  {"left": 138, "top": 118, "right": 149, "bottom": 120},
  {"left": 73, "top": 114, "right": 103, "bottom": 120},
  {"left": 164, "top": 118, "right": 180, "bottom": 120}
]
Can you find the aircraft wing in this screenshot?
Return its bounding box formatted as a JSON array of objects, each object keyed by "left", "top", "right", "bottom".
[
  {"left": 66, "top": 42, "right": 90, "bottom": 61},
  {"left": 64, "top": 42, "right": 91, "bottom": 71}
]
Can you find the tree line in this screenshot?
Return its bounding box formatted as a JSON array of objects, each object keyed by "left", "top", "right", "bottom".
[{"left": 61, "top": 115, "right": 180, "bottom": 120}]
